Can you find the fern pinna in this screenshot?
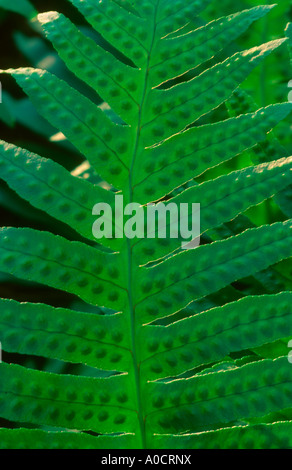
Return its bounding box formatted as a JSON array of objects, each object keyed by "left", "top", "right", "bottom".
[{"left": 0, "top": 0, "right": 292, "bottom": 449}]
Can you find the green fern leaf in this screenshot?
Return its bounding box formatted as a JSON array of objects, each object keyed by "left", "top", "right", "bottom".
[
  {"left": 135, "top": 156, "right": 292, "bottom": 262},
  {"left": 0, "top": 0, "right": 292, "bottom": 450},
  {"left": 133, "top": 103, "right": 292, "bottom": 202},
  {"left": 0, "top": 227, "right": 127, "bottom": 310},
  {"left": 150, "top": 5, "right": 276, "bottom": 85},
  {"left": 0, "top": 298, "right": 130, "bottom": 371},
  {"left": 0, "top": 141, "right": 117, "bottom": 248},
  {"left": 140, "top": 292, "right": 292, "bottom": 380},
  {"left": 145, "top": 356, "right": 292, "bottom": 434},
  {"left": 1, "top": 68, "right": 131, "bottom": 188},
  {"left": 0, "top": 362, "right": 136, "bottom": 433}
]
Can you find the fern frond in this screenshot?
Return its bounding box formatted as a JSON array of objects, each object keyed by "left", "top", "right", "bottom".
[
  {"left": 0, "top": 227, "right": 126, "bottom": 310},
  {"left": 0, "top": 68, "right": 131, "bottom": 187},
  {"left": 140, "top": 292, "right": 292, "bottom": 380},
  {"left": 145, "top": 356, "right": 292, "bottom": 433},
  {"left": 0, "top": 362, "right": 136, "bottom": 433},
  {"left": 134, "top": 103, "right": 292, "bottom": 202},
  {"left": 0, "top": 298, "right": 130, "bottom": 370},
  {"left": 150, "top": 5, "right": 276, "bottom": 85},
  {"left": 38, "top": 12, "right": 142, "bottom": 125},
  {"left": 0, "top": 140, "right": 117, "bottom": 248},
  {"left": 136, "top": 221, "right": 292, "bottom": 322},
  {"left": 134, "top": 156, "right": 292, "bottom": 263},
  {"left": 142, "top": 39, "right": 287, "bottom": 145},
  {"left": 0, "top": 0, "right": 291, "bottom": 450}
]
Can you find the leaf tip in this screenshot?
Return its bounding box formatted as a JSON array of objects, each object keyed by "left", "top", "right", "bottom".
[{"left": 37, "top": 11, "right": 61, "bottom": 25}]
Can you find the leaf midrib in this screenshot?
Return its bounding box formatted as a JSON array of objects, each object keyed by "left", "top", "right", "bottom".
[{"left": 127, "top": 0, "right": 161, "bottom": 449}]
